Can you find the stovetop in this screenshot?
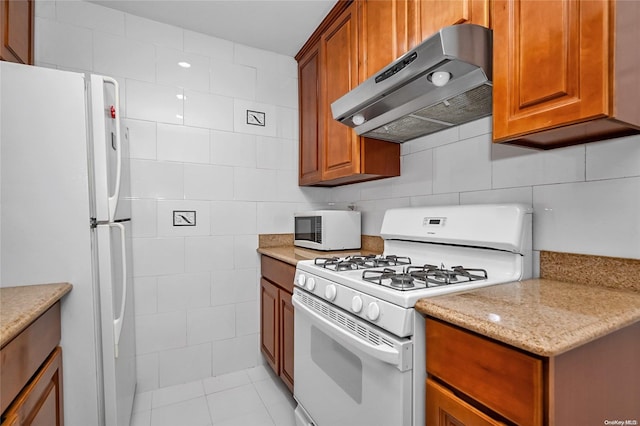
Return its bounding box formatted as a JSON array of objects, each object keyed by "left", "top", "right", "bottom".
[{"left": 296, "top": 247, "right": 526, "bottom": 309}]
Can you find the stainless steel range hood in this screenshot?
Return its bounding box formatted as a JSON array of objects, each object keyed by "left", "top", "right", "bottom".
[{"left": 331, "top": 24, "right": 492, "bottom": 143}]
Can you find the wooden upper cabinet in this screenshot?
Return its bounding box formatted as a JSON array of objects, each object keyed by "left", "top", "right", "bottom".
[
  {"left": 298, "top": 43, "right": 322, "bottom": 186},
  {"left": 359, "top": 0, "right": 420, "bottom": 80},
  {"left": 0, "top": 0, "right": 34, "bottom": 64},
  {"left": 320, "top": 3, "right": 361, "bottom": 182},
  {"left": 296, "top": 0, "right": 401, "bottom": 187},
  {"left": 418, "top": 0, "right": 490, "bottom": 41},
  {"left": 492, "top": 0, "right": 640, "bottom": 148}
]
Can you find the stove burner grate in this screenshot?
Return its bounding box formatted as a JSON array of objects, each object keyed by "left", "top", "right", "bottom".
[
  {"left": 314, "top": 255, "right": 412, "bottom": 271},
  {"left": 362, "top": 265, "right": 488, "bottom": 290}
]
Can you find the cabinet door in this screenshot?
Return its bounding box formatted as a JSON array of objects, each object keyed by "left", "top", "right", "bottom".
[
  {"left": 359, "top": 0, "right": 419, "bottom": 81},
  {"left": 279, "top": 290, "right": 295, "bottom": 393},
  {"left": 426, "top": 379, "right": 505, "bottom": 426},
  {"left": 0, "top": 0, "right": 33, "bottom": 64},
  {"left": 492, "top": 0, "right": 608, "bottom": 142},
  {"left": 419, "top": 0, "right": 490, "bottom": 40},
  {"left": 2, "top": 347, "right": 64, "bottom": 426},
  {"left": 319, "top": 2, "right": 360, "bottom": 181},
  {"left": 260, "top": 278, "right": 279, "bottom": 374},
  {"left": 298, "top": 42, "right": 322, "bottom": 185}
]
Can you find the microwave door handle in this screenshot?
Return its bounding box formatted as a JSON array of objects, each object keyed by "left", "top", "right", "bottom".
[{"left": 292, "top": 294, "right": 402, "bottom": 367}]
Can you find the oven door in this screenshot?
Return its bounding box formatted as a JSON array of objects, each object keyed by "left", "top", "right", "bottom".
[{"left": 292, "top": 289, "right": 413, "bottom": 426}]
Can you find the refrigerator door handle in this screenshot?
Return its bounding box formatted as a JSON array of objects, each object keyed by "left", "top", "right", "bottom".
[
  {"left": 111, "top": 222, "right": 127, "bottom": 359},
  {"left": 102, "top": 76, "right": 122, "bottom": 222}
]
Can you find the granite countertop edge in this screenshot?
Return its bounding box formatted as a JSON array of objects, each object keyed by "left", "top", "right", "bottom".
[
  {"left": 1, "top": 283, "right": 73, "bottom": 348},
  {"left": 415, "top": 279, "right": 640, "bottom": 357},
  {"left": 257, "top": 245, "right": 382, "bottom": 266}
]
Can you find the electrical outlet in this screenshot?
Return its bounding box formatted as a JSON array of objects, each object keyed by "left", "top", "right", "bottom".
[{"left": 173, "top": 210, "right": 196, "bottom": 226}]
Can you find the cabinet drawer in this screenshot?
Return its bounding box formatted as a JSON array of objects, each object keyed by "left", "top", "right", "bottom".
[
  {"left": 426, "top": 318, "right": 543, "bottom": 426},
  {"left": 261, "top": 256, "right": 295, "bottom": 293},
  {"left": 0, "top": 303, "right": 61, "bottom": 414}
]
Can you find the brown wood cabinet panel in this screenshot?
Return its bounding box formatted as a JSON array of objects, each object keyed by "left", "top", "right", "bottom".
[
  {"left": 296, "top": 0, "right": 401, "bottom": 187},
  {"left": 279, "top": 290, "right": 295, "bottom": 393},
  {"left": 426, "top": 318, "right": 543, "bottom": 426},
  {"left": 359, "top": 0, "right": 418, "bottom": 81},
  {"left": 320, "top": 2, "right": 360, "bottom": 182},
  {"left": 2, "top": 347, "right": 64, "bottom": 426},
  {"left": 549, "top": 321, "right": 640, "bottom": 424},
  {"left": 298, "top": 43, "right": 322, "bottom": 186},
  {"left": 260, "top": 256, "right": 295, "bottom": 293},
  {"left": 419, "top": 0, "right": 490, "bottom": 41},
  {"left": 492, "top": 0, "right": 615, "bottom": 146},
  {"left": 260, "top": 278, "right": 279, "bottom": 374},
  {"left": 0, "top": 0, "right": 33, "bottom": 64},
  {"left": 493, "top": 0, "right": 640, "bottom": 148},
  {"left": 426, "top": 379, "right": 505, "bottom": 426},
  {"left": 1, "top": 303, "right": 61, "bottom": 414}
]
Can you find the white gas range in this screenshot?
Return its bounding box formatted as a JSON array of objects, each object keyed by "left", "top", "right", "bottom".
[{"left": 292, "top": 204, "right": 532, "bottom": 426}]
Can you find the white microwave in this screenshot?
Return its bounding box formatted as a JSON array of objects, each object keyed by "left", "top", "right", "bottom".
[{"left": 294, "top": 210, "right": 361, "bottom": 251}]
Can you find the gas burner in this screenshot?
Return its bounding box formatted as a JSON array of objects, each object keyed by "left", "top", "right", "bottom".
[
  {"left": 407, "top": 265, "right": 488, "bottom": 286},
  {"left": 314, "top": 257, "right": 361, "bottom": 271},
  {"left": 362, "top": 264, "right": 488, "bottom": 290},
  {"left": 314, "top": 255, "right": 412, "bottom": 271},
  {"left": 362, "top": 268, "right": 424, "bottom": 291},
  {"left": 390, "top": 274, "right": 415, "bottom": 289}
]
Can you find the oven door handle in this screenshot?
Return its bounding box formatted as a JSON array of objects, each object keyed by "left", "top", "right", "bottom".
[{"left": 293, "top": 294, "right": 403, "bottom": 368}]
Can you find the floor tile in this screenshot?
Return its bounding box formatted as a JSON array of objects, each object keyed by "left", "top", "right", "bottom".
[
  {"left": 265, "top": 399, "right": 297, "bottom": 426},
  {"left": 206, "top": 383, "right": 265, "bottom": 424},
  {"left": 133, "top": 366, "right": 295, "bottom": 426},
  {"left": 246, "top": 364, "right": 272, "bottom": 382},
  {"left": 213, "top": 406, "right": 274, "bottom": 426},
  {"left": 254, "top": 377, "right": 292, "bottom": 407},
  {"left": 203, "top": 370, "right": 251, "bottom": 394},
  {"left": 152, "top": 380, "right": 205, "bottom": 408},
  {"left": 150, "top": 396, "right": 211, "bottom": 426}
]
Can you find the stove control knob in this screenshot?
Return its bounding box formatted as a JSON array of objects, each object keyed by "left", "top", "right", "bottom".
[
  {"left": 325, "top": 284, "right": 337, "bottom": 301},
  {"left": 351, "top": 296, "right": 363, "bottom": 313},
  {"left": 306, "top": 277, "right": 316, "bottom": 291},
  {"left": 367, "top": 302, "right": 380, "bottom": 321},
  {"left": 297, "top": 274, "right": 306, "bottom": 287}
]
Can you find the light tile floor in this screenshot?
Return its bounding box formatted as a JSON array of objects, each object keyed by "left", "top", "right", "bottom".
[{"left": 130, "top": 365, "right": 297, "bottom": 426}]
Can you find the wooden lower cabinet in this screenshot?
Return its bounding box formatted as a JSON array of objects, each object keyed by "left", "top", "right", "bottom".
[
  {"left": 260, "top": 256, "right": 295, "bottom": 392},
  {"left": 425, "top": 317, "right": 640, "bottom": 426},
  {"left": 426, "top": 379, "right": 504, "bottom": 426},
  {"left": 2, "top": 348, "right": 64, "bottom": 426},
  {"left": 1, "top": 303, "right": 64, "bottom": 426}
]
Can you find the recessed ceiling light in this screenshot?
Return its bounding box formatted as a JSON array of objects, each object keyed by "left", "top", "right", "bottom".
[
  {"left": 176, "top": 114, "right": 183, "bottom": 119},
  {"left": 178, "top": 61, "right": 191, "bottom": 68},
  {"left": 176, "top": 94, "right": 186, "bottom": 100}
]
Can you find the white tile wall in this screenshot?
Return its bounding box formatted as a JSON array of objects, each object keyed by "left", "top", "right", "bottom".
[
  {"left": 36, "top": 0, "right": 640, "bottom": 402},
  {"left": 342, "top": 117, "right": 640, "bottom": 261}
]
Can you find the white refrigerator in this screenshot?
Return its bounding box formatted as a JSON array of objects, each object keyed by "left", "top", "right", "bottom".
[{"left": 0, "top": 62, "right": 136, "bottom": 426}]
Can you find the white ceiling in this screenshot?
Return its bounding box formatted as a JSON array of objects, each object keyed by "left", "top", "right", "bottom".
[{"left": 90, "top": 0, "right": 337, "bottom": 57}]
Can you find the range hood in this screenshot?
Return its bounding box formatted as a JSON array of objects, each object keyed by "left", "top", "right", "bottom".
[{"left": 331, "top": 24, "right": 493, "bottom": 143}]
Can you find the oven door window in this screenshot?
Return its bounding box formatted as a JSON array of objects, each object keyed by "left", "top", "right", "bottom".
[
  {"left": 295, "top": 299, "right": 412, "bottom": 426},
  {"left": 295, "top": 216, "right": 321, "bottom": 243}
]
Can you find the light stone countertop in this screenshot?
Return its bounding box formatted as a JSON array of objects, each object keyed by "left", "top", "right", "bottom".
[
  {"left": 257, "top": 245, "right": 382, "bottom": 266},
  {"left": 0, "top": 283, "right": 72, "bottom": 348},
  {"left": 415, "top": 279, "right": 640, "bottom": 357}
]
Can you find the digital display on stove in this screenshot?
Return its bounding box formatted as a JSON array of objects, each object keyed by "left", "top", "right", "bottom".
[{"left": 423, "top": 217, "right": 446, "bottom": 227}]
